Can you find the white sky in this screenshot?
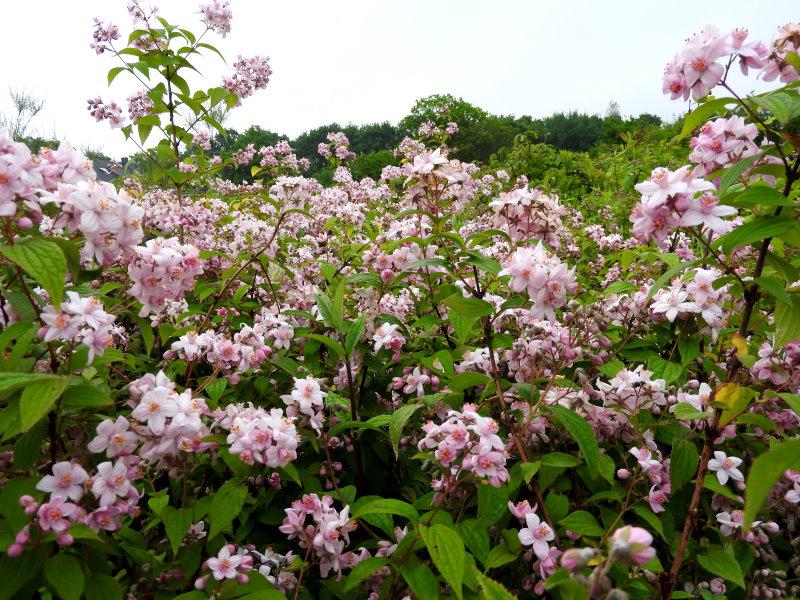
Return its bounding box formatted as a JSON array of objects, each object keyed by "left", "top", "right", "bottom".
[{"left": 0, "top": 1, "right": 794, "bottom": 159}]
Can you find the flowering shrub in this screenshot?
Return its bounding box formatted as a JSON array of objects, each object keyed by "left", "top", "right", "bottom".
[{"left": 1, "top": 5, "right": 800, "bottom": 600}]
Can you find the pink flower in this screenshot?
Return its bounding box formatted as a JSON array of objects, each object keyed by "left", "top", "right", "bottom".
[
  {"left": 91, "top": 461, "right": 132, "bottom": 506},
  {"left": 679, "top": 192, "right": 737, "bottom": 233},
  {"left": 88, "top": 417, "right": 139, "bottom": 457},
  {"left": 518, "top": 512, "right": 554, "bottom": 560},
  {"left": 131, "top": 385, "right": 179, "bottom": 435},
  {"left": 609, "top": 525, "right": 655, "bottom": 566},
  {"left": 207, "top": 545, "right": 243, "bottom": 580},
  {"left": 36, "top": 461, "right": 89, "bottom": 501},
  {"left": 37, "top": 497, "right": 78, "bottom": 532}
]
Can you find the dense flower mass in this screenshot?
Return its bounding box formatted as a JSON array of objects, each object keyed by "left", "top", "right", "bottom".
[{"left": 1, "top": 6, "right": 799, "bottom": 600}]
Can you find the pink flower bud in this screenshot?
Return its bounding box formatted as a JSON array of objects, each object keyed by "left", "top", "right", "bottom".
[
  {"left": 7, "top": 543, "right": 24, "bottom": 557},
  {"left": 609, "top": 525, "right": 655, "bottom": 566},
  {"left": 14, "top": 529, "right": 29, "bottom": 545},
  {"left": 237, "top": 573, "right": 249, "bottom": 584},
  {"left": 15, "top": 217, "right": 33, "bottom": 230},
  {"left": 195, "top": 576, "right": 207, "bottom": 590},
  {"left": 56, "top": 533, "right": 74, "bottom": 546}
]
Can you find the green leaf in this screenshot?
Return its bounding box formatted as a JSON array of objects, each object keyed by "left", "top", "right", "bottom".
[
  {"left": 400, "top": 560, "right": 439, "bottom": 600},
  {"left": 0, "top": 238, "right": 67, "bottom": 307},
  {"left": 314, "top": 292, "right": 342, "bottom": 330},
  {"left": 389, "top": 403, "right": 423, "bottom": 457},
  {"left": 558, "top": 511, "right": 604, "bottom": 536},
  {"left": 47, "top": 237, "right": 81, "bottom": 282},
  {"left": 459, "top": 519, "right": 490, "bottom": 564},
  {"left": 713, "top": 216, "right": 796, "bottom": 253},
  {"left": 696, "top": 549, "right": 745, "bottom": 589},
  {"left": 774, "top": 296, "right": 800, "bottom": 349},
  {"left": 675, "top": 97, "right": 735, "bottom": 140},
  {"left": 162, "top": 506, "right": 193, "bottom": 554},
  {"left": 62, "top": 384, "right": 112, "bottom": 409},
  {"left": 208, "top": 481, "right": 247, "bottom": 539},
  {"left": 420, "top": 523, "right": 465, "bottom": 600},
  {"left": 670, "top": 437, "right": 700, "bottom": 491},
  {"left": 344, "top": 556, "right": 388, "bottom": 591},
  {"left": 352, "top": 498, "right": 418, "bottom": 522},
  {"left": 20, "top": 377, "right": 69, "bottom": 432},
  {"left": 132, "top": 316, "right": 155, "bottom": 356},
  {"left": 344, "top": 313, "right": 366, "bottom": 356},
  {"left": 548, "top": 406, "right": 600, "bottom": 478},
  {"left": 0, "top": 372, "right": 66, "bottom": 395},
  {"left": 540, "top": 452, "right": 582, "bottom": 468},
  {"left": 753, "top": 91, "right": 800, "bottom": 123},
  {"left": 474, "top": 569, "right": 517, "bottom": 600},
  {"left": 672, "top": 403, "right": 711, "bottom": 421},
  {"left": 728, "top": 185, "right": 794, "bottom": 208},
  {"left": 107, "top": 66, "right": 126, "bottom": 85},
  {"left": 717, "top": 153, "right": 761, "bottom": 198},
  {"left": 743, "top": 438, "right": 800, "bottom": 530},
  {"left": 0, "top": 552, "right": 42, "bottom": 600},
  {"left": 449, "top": 371, "right": 492, "bottom": 392},
  {"left": 44, "top": 553, "right": 84, "bottom": 600},
  {"left": 84, "top": 573, "right": 123, "bottom": 600},
  {"left": 305, "top": 334, "right": 344, "bottom": 358},
  {"left": 445, "top": 294, "right": 495, "bottom": 318}
]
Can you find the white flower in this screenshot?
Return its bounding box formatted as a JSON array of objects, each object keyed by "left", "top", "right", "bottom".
[
  {"left": 707, "top": 451, "right": 744, "bottom": 486},
  {"left": 517, "top": 512, "right": 554, "bottom": 560}
]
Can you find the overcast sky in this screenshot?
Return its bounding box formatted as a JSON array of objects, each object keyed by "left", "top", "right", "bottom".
[{"left": 0, "top": 1, "right": 794, "bottom": 158}]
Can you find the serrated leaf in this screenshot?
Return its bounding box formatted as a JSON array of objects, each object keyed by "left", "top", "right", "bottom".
[
  {"left": 390, "top": 403, "right": 423, "bottom": 457},
  {"left": 420, "top": 523, "right": 465, "bottom": 600},
  {"left": 713, "top": 215, "right": 795, "bottom": 253},
  {"left": 20, "top": 377, "right": 69, "bottom": 431},
  {"left": 548, "top": 406, "right": 600, "bottom": 478},
  {"left": 344, "top": 313, "right": 366, "bottom": 356},
  {"left": 445, "top": 294, "right": 495, "bottom": 318},
  {"left": 162, "top": 506, "right": 193, "bottom": 554},
  {"left": 697, "top": 549, "right": 745, "bottom": 588},
  {"left": 44, "top": 553, "right": 84, "bottom": 600},
  {"left": 344, "top": 556, "right": 388, "bottom": 591},
  {"left": 743, "top": 438, "right": 800, "bottom": 530},
  {"left": 352, "top": 498, "right": 418, "bottom": 522},
  {"left": 670, "top": 437, "right": 700, "bottom": 491},
  {"left": 0, "top": 238, "right": 67, "bottom": 307},
  {"left": 208, "top": 481, "right": 247, "bottom": 539}
]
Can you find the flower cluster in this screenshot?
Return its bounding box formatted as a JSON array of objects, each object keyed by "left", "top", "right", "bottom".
[
  {"left": 278, "top": 494, "right": 355, "bottom": 578},
  {"left": 662, "top": 26, "right": 768, "bottom": 99},
  {"left": 126, "top": 370, "right": 214, "bottom": 462},
  {"left": 216, "top": 404, "right": 300, "bottom": 467},
  {"left": 630, "top": 165, "right": 735, "bottom": 245},
  {"left": 86, "top": 96, "right": 124, "bottom": 128},
  {"left": 689, "top": 115, "right": 759, "bottom": 176},
  {"left": 489, "top": 186, "right": 566, "bottom": 247},
  {"left": 200, "top": 0, "right": 232, "bottom": 37},
  {"left": 650, "top": 267, "right": 730, "bottom": 334},
  {"left": 499, "top": 243, "right": 577, "bottom": 320},
  {"left": 39, "top": 292, "right": 117, "bottom": 363},
  {"left": 46, "top": 178, "right": 145, "bottom": 263},
  {"left": 127, "top": 89, "right": 154, "bottom": 121},
  {"left": 281, "top": 377, "right": 327, "bottom": 434},
  {"left": 317, "top": 131, "right": 356, "bottom": 162},
  {"left": 7, "top": 458, "right": 141, "bottom": 555},
  {"left": 90, "top": 18, "right": 120, "bottom": 54},
  {"left": 223, "top": 55, "right": 272, "bottom": 103},
  {"left": 127, "top": 237, "right": 204, "bottom": 316},
  {"left": 418, "top": 404, "right": 509, "bottom": 491}
]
